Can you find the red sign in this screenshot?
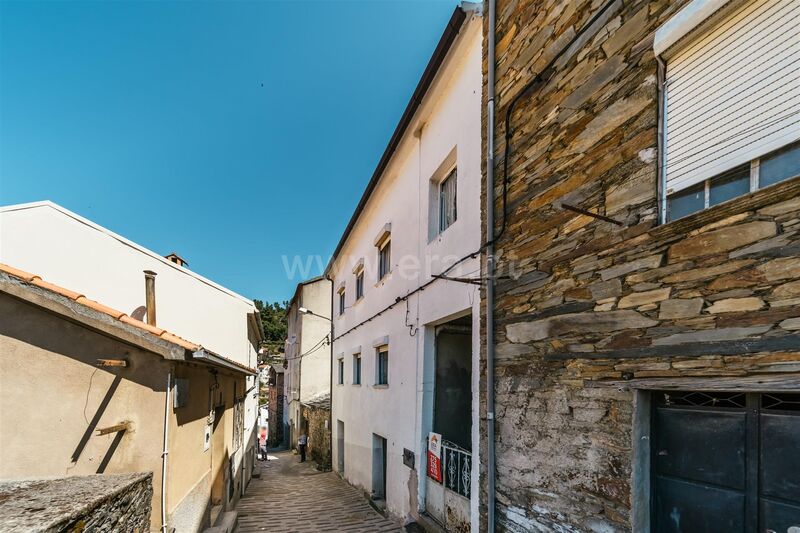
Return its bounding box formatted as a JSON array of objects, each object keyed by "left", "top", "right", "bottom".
[
  {"left": 427, "top": 432, "right": 443, "bottom": 482},
  {"left": 427, "top": 453, "right": 442, "bottom": 482}
]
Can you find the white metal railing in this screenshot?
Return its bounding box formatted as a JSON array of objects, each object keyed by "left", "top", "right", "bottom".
[{"left": 441, "top": 440, "right": 471, "bottom": 499}]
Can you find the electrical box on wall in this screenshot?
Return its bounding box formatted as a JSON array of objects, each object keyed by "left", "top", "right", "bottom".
[
  {"left": 403, "top": 448, "right": 415, "bottom": 469},
  {"left": 173, "top": 378, "right": 189, "bottom": 408}
]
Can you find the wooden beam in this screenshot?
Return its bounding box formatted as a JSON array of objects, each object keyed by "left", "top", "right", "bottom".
[
  {"left": 587, "top": 374, "right": 800, "bottom": 392},
  {"left": 96, "top": 358, "right": 128, "bottom": 367},
  {"left": 96, "top": 422, "right": 130, "bottom": 436}
]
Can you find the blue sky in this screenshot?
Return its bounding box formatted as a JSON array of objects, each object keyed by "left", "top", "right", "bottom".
[{"left": 0, "top": 0, "right": 459, "bottom": 303}]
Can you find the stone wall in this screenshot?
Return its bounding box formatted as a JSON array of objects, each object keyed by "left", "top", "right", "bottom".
[
  {"left": 0, "top": 473, "right": 152, "bottom": 532},
  {"left": 302, "top": 401, "right": 332, "bottom": 470},
  {"left": 482, "top": 0, "right": 800, "bottom": 531}
]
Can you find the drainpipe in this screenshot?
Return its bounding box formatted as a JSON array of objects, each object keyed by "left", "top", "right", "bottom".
[
  {"left": 326, "top": 275, "right": 334, "bottom": 470},
  {"left": 161, "top": 369, "right": 172, "bottom": 533},
  {"left": 486, "top": 0, "right": 497, "bottom": 530},
  {"left": 656, "top": 55, "right": 668, "bottom": 225}
]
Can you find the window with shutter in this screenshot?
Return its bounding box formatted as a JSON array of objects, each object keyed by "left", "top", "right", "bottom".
[{"left": 660, "top": 0, "right": 800, "bottom": 221}]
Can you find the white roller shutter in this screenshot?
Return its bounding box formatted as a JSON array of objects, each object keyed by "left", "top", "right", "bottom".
[{"left": 664, "top": 0, "right": 800, "bottom": 195}]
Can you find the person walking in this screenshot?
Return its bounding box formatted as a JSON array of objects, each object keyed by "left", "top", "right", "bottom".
[{"left": 298, "top": 432, "right": 308, "bottom": 462}]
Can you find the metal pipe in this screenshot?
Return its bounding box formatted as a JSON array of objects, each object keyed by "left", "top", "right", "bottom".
[
  {"left": 161, "top": 369, "right": 172, "bottom": 533},
  {"left": 326, "top": 275, "right": 334, "bottom": 471},
  {"left": 656, "top": 55, "right": 668, "bottom": 224},
  {"left": 486, "top": 0, "right": 497, "bottom": 530},
  {"left": 144, "top": 270, "right": 157, "bottom": 326}
]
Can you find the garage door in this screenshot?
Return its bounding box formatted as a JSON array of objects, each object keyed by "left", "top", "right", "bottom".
[{"left": 652, "top": 391, "right": 800, "bottom": 532}]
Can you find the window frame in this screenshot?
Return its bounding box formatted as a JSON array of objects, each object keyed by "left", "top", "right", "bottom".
[
  {"left": 438, "top": 167, "right": 457, "bottom": 233},
  {"left": 665, "top": 142, "right": 800, "bottom": 222},
  {"left": 375, "top": 346, "right": 389, "bottom": 386},
  {"left": 378, "top": 238, "right": 391, "bottom": 281},
  {"left": 337, "top": 358, "right": 344, "bottom": 385},
  {"left": 355, "top": 269, "right": 364, "bottom": 301},
  {"left": 352, "top": 353, "right": 361, "bottom": 385},
  {"left": 338, "top": 287, "right": 345, "bottom": 316}
]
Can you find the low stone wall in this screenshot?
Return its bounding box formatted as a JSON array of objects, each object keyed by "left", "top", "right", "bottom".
[{"left": 0, "top": 473, "right": 152, "bottom": 532}]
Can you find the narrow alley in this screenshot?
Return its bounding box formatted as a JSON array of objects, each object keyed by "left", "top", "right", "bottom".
[{"left": 236, "top": 451, "right": 404, "bottom": 533}]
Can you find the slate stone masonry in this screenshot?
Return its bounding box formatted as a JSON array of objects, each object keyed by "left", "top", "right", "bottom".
[
  {"left": 481, "top": 0, "right": 800, "bottom": 530},
  {"left": 0, "top": 473, "right": 152, "bottom": 533}
]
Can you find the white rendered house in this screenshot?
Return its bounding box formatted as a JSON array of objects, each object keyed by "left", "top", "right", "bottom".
[
  {"left": 0, "top": 200, "right": 262, "bottom": 520},
  {"left": 284, "top": 276, "right": 333, "bottom": 450},
  {"left": 327, "top": 7, "right": 482, "bottom": 530}
]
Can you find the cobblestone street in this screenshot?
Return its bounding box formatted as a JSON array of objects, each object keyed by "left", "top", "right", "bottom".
[{"left": 236, "top": 450, "right": 404, "bottom": 532}]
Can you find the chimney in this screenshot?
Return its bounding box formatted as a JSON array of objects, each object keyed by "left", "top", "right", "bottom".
[
  {"left": 144, "top": 270, "right": 157, "bottom": 326},
  {"left": 165, "top": 253, "right": 188, "bottom": 267}
]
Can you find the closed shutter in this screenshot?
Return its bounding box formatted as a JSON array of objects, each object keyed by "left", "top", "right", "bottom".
[{"left": 664, "top": 0, "right": 800, "bottom": 195}]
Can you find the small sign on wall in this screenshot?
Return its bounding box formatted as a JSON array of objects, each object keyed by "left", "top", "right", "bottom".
[
  {"left": 427, "top": 432, "right": 442, "bottom": 482},
  {"left": 204, "top": 425, "right": 211, "bottom": 452}
]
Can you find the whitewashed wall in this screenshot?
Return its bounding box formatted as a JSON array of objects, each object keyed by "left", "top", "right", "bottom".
[
  {"left": 329, "top": 17, "right": 482, "bottom": 528},
  {"left": 285, "top": 277, "right": 332, "bottom": 446}
]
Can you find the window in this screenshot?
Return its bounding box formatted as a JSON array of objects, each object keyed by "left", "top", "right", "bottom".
[
  {"left": 376, "top": 347, "right": 388, "bottom": 386},
  {"left": 337, "top": 358, "right": 344, "bottom": 385},
  {"left": 338, "top": 288, "right": 345, "bottom": 316},
  {"left": 353, "top": 353, "right": 361, "bottom": 385},
  {"left": 378, "top": 239, "right": 391, "bottom": 280},
  {"left": 659, "top": 0, "right": 800, "bottom": 222},
  {"left": 439, "top": 168, "right": 457, "bottom": 232},
  {"left": 666, "top": 143, "right": 800, "bottom": 221},
  {"left": 355, "top": 270, "right": 364, "bottom": 300}
]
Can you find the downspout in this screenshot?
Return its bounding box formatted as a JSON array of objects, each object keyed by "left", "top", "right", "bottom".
[
  {"left": 161, "top": 368, "right": 172, "bottom": 533},
  {"left": 656, "top": 55, "right": 668, "bottom": 225},
  {"left": 327, "top": 275, "right": 334, "bottom": 470},
  {"left": 485, "top": 0, "right": 497, "bottom": 531}
]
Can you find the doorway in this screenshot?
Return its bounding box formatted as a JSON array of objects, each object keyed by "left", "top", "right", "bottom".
[
  {"left": 651, "top": 391, "right": 800, "bottom": 532},
  {"left": 372, "top": 434, "right": 387, "bottom": 501},
  {"left": 425, "top": 314, "right": 472, "bottom": 530}
]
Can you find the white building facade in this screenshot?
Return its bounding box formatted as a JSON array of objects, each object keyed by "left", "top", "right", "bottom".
[
  {"left": 0, "top": 200, "right": 262, "bottom": 517},
  {"left": 285, "top": 276, "right": 332, "bottom": 448},
  {"left": 327, "top": 8, "right": 482, "bottom": 531}
]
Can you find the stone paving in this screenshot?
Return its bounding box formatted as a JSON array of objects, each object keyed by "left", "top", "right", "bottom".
[{"left": 236, "top": 450, "right": 404, "bottom": 532}]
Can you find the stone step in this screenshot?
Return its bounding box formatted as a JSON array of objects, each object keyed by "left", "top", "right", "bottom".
[{"left": 204, "top": 510, "right": 238, "bottom": 533}]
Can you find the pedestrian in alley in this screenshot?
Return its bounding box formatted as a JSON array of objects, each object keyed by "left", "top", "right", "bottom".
[{"left": 298, "top": 432, "right": 308, "bottom": 462}]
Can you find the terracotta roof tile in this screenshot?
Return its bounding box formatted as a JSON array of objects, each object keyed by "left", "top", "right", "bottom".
[
  {"left": 30, "top": 278, "right": 84, "bottom": 301},
  {"left": 0, "top": 264, "right": 37, "bottom": 282},
  {"left": 159, "top": 331, "right": 199, "bottom": 351},
  {"left": 0, "top": 262, "right": 255, "bottom": 373},
  {"left": 75, "top": 296, "right": 126, "bottom": 320},
  {"left": 119, "top": 315, "right": 165, "bottom": 336}
]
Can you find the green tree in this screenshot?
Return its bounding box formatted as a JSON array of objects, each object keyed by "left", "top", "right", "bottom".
[{"left": 254, "top": 299, "right": 288, "bottom": 356}]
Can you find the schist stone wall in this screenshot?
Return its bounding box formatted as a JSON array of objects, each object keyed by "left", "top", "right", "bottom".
[
  {"left": 302, "top": 398, "right": 332, "bottom": 470},
  {"left": 0, "top": 473, "right": 152, "bottom": 533},
  {"left": 481, "top": 0, "right": 800, "bottom": 531}
]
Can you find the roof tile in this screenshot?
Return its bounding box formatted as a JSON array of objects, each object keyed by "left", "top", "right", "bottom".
[
  {"left": 75, "top": 296, "right": 126, "bottom": 320},
  {"left": 0, "top": 262, "right": 255, "bottom": 373},
  {"left": 159, "top": 331, "right": 199, "bottom": 351},
  {"left": 119, "top": 315, "right": 165, "bottom": 336},
  {"left": 30, "top": 278, "right": 84, "bottom": 300},
  {"left": 0, "top": 263, "right": 37, "bottom": 282}
]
